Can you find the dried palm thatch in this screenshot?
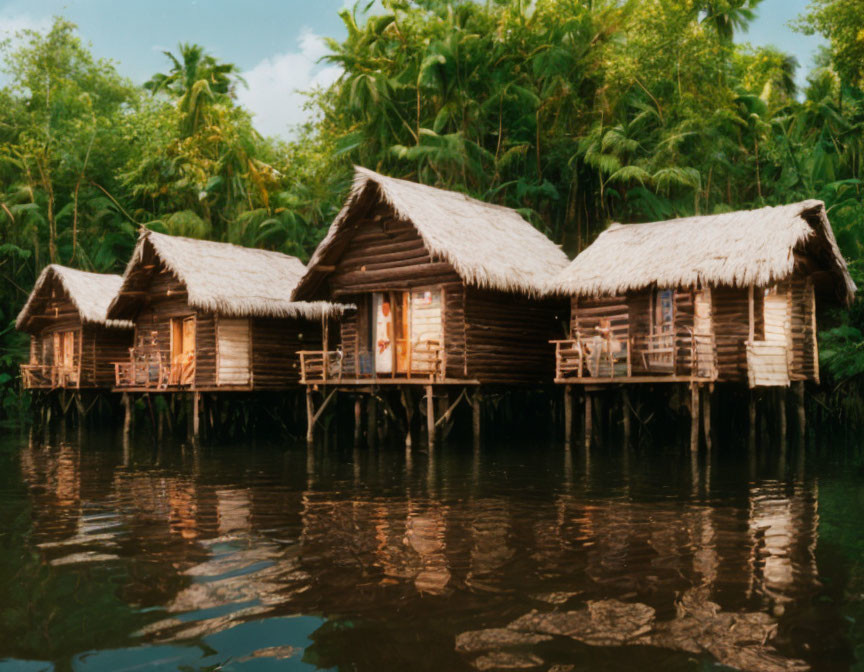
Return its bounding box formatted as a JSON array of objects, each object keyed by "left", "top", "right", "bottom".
[
  {"left": 17, "top": 265, "right": 133, "bottom": 332},
  {"left": 108, "top": 230, "right": 347, "bottom": 320},
  {"left": 293, "top": 166, "right": 570, "bottom": 298},
  {"left": 551, "top": 200, "right": 855, "bottom": 304}
]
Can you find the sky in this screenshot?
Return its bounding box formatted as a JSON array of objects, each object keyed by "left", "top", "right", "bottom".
[{"left": 0, "top": 0, "right": 824, "bottom": 141}]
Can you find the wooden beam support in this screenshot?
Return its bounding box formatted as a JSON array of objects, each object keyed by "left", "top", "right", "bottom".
[
  {"left": 690, "top": 383, "right": 700, "bottom": 453},
  {"left": 426, "top": 384, "right": 436, "bottom": 451},
  {"left": 701, "top": 383, "right": 712, "bottom": 453},
  {"left": 584, "top": 391, "right": 592, "bottom": 450},
  {"left": 305, "top": 387, "right": 315, "bottom": 444},
  {"left": 472, "top": 390, "right": 482, "bottom": 448},
  {"left": 564, "top": 385, "right": 573, "bottom": 446}
]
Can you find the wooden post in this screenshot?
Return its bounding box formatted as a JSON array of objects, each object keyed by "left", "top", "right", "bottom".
[
  {"left": 564, "top": 385, "right": 573, "bottom": 446},
  {"left": 426, "top": 385, "right": 436, "bottom": 451},
  {"left": 584, "top": 391, "right": 592, "bottom": 449},
  {"left": 305, "top": 387, "right": 315, "bottom": 444},
  {"left": 701, "top": 383, "right": 712, "bottom": 452},
  {"left": 620, "top": 387, "right": 630, "bottom": 447},
  {"left": 354, "top": 396, "right": 363, "bottom": 446},
  {"left": 402, "top": 387, "right": 415, "bottom": 451},
  {"left": 367, "top": 395, "right": 378, "bottom": 448},
  {"left": 122, "top": 392, "right": 132, "bottom": 436},
  {"left": 777, "top": 387, "right": 787, "bottom": 439},
  {"left": 472, "top": 390, "right": 482, "bottom": 448},
  {"left": 690, "top": 383, "right": 700, "bottom": 453},
  {"left": 794, "top": 380, "right": 805, "bottom": 448},
  {"left": 748, "top": 390, "right": 756, "bottom": 453},
  {"left": 192, "top": 391, "right": 201, "bottom": 439}
]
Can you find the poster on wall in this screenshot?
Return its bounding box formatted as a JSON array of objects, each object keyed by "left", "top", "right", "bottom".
[{"left": 375, "top": 293, "right": 393, "bottom": 374}]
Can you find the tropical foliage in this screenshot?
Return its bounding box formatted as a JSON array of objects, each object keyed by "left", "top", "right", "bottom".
[{"left": 2, "top": 0, "right": 864, "bottom": 422}]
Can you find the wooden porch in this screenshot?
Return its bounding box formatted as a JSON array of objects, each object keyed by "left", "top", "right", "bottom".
[
  {"left": 113, "top": 349, "right": 195, "bottom": 390},
  {"left": 20, "top": 363, "right": 81, "bottom": 389},
  {"left": 299, "top": 338, "right": 446, "bottom": 385},
  {"left": 553, "top": 329, "right": 717, "bottom": 384}
]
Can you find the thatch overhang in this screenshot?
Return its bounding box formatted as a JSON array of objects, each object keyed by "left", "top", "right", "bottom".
[
  {"left": 106, "top": 230, "right": 349, "bottom": 321},
  {"left": 292, "top": 166, "right": 570, "bottom": 300},
  {"left": 16, "top": 265, "right": 133, "bottom": 333},
  {"left": 551, "top": 200, "right": 856, "bottom": 305}
]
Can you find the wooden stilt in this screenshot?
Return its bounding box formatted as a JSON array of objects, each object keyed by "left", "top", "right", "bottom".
[
  {"left": 472, "top": 390, "right": 482, "bottom": 448},
  {"left": 354, "top": 397, "right": 363, "bottom": 445},
  {"left": 794, "top": 380, "right": 805, "bottom": 449},
  {"left": 620, "top": 388, "right": 630, "bottom": 447},
  {"left": 564, "top": 385, "right": 573, "bottom": 446},
  {"left": 690, "top": 383, "right": 700, "bottom": 453},
  {"left": 305, "top": 388, "right": 315, "bottom": 444},
  {"left": 778, "top": 387, "right": 787, "bottom": 443},
  {"left": 584, "top": 392, "right": 592, "bottom": 449},
  {"left": 402, "top": 387, "right": 414, "bottom": 451},
  {"left": 748, "top": 390, "right": 756, "bottom": 452},
  {"left": 192, "top": 391, "right": 201, "bottom": 439},
  {"left": 425, "top": 385, "right": 436, "bottom": 451},
  {"left": 701, "top": 383, "right": 712, "bottom": 452},
  {"left": 122, "top": 392, "right": 132, "bottom": 436},
  {"left": 366, "top": 395, "right": 378, "bottom": 448}
]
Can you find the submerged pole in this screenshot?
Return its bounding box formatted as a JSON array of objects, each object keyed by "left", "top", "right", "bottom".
[
  {"left": 620, "top": 387, "right": 630, "bottom": 447},
  {"left": 689, "top": 383, "right": 700, "bottom": 453},
  {"left": 564, "top": 385, "right": 573, "bottom": 446},
  {"left": 794, "top": 380, "right": 805, "bottom": 448},
  {"left": 472, "top": 389, "right": 483, "bottom": 448},
  {"left": 305, "top": 387, "right": 315, "bottom": 445},
  {"left": 122, "top": 392, "right": 132, "bottom": 437},
  {"left": 702, "top": 384, "right": 712, "bottom": 453},
  {"left": 584, "top": 391, "right": 592, "bottom": 450},
  {"left": 748, "top": 390, "right": 756, "bottom": 453},
  {"left": 426, "top": 385, "right": 436, "bottom": 451},
  {"left": 354, "top": 396, "right": 363, "bottom": 445},
  {"left": 192, "top": 391, "right": 201, "bottom": 439}
]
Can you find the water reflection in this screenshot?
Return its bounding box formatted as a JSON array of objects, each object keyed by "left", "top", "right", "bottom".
[{"left": 0, "top": 430, "right": 857, "bottom": 671}]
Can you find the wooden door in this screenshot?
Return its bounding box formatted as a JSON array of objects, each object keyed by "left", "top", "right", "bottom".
[
  {"left": 217, "top": 318, "right": 251, "bottom": 386},
  {"left": 648, "top": 289, "right": 675, "bottom": 370},
  {"left": 410, "top": 289, "right": 443, "bottom": 375},
  {"left": 62, "top": 331, "right": 75, "bottom": 369},
  {"left": 181, "top": 317, "right": 196, "bottom": 385},
  {"left": 170, "top": 316, "right": 196, "bottom": 385},
  {"left": 374, "top": 293, "right": 393, "bottom": 374},
  {"left": 395, "top": 292, "right": 411, "bottom": 374}
]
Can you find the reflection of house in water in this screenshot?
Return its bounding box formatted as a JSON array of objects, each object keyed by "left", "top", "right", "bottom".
[{"left": 747, "top": 482, "right": 820, "bottom": 608}]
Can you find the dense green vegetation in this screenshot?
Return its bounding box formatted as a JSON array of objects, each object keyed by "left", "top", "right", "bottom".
[{"left": 2, "top": 0, "right": 864, "bottom": 423}]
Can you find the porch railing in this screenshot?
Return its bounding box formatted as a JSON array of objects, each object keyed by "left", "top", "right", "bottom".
[
  {"left": 299, "top": 339, "right": 444, "bottom": 384},
  {"left": 114, "top": 350, "right": 194, "bottom": 389},
  {"left": 20, "top": 364, "right": 80, "bottom": 389},
  {"left": 553, "top": 328, "right": 716, "bottom": 382}
]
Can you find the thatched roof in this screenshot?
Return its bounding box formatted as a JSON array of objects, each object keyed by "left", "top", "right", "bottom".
[
  {"left": 293, "top": 166, "right": 570, "bottom": 299},
  {"left": 551, "top": 200, "right": 856, "bottom": 305},
  {"left": 16, "top": 265, "right": 133, "bottom": 332},
  {"left": 107, "top": 230, "right": 347, "bottom": 320}
]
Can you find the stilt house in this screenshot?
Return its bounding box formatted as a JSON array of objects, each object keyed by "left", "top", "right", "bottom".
[
  {"left": 106, "top": 230, "right": 343, "bottom": 392},
  {"left": 291, "top": 167, "right": 570, "bottom": 386},
  {"left": 550, "top": 200, "right": 855, "bottom": 387},
  {"left": 16, "top": 265, "right": 133, "bottom": 389}
]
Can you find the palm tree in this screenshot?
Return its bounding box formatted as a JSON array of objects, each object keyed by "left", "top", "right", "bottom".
[{"left": 144, "top": 43, "right": 245, "bottom": 136}]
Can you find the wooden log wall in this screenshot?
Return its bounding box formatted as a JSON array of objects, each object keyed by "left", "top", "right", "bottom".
[
  {"left": 443, "top": 284, "right": 467, "bottom": 379},
  {"left": 252, "top": 318, "right": 321, "bottom": 389},
  {"left": 82, "top": 325, "right": 134, "bottom": 387},
  {"left": 132, "top": 267, "right": 194, "bottom": 370},
  {"left": 465, "top": 287, "right": 565, "bottom": 385},
  {"left": 326, "top": 204, "right": 461, "bottom": 294},
  {"left": 712, "top": 286, "right": 752, "bottom": 382},
  {"left": 195, "top": 313, "right": 217, "bottom": 387},
  {"left": 789, "top": 276, "right": 818, "bottom": 382}
]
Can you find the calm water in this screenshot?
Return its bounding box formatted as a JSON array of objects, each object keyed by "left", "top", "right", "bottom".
[{"left": 0, "top": 428, "right": 863, "bottom": 671}]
